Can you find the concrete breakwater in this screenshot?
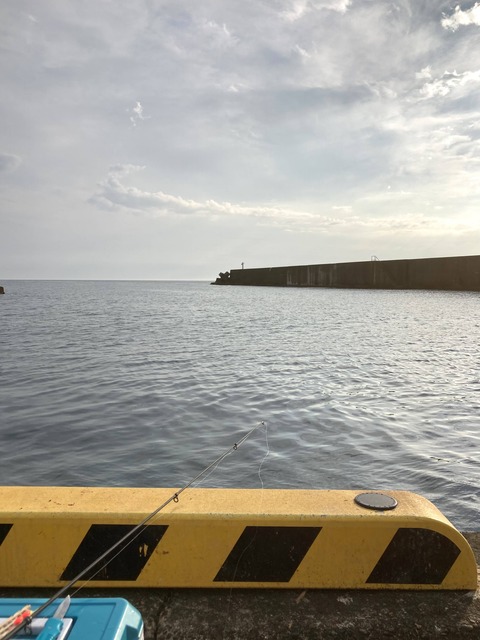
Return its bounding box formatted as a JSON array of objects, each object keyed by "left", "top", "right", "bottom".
[{"left": 214, "top": 255, "right": 480, "bottom": 292}]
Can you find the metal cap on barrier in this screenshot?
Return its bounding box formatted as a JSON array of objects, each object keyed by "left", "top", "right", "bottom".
[{"left": 355, "top": 492, "right": 398, "bottom": 511}]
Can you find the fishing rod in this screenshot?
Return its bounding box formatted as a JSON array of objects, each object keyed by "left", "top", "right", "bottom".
[{"left": 3, "top": 420, "right": 266, "bottom": 640}]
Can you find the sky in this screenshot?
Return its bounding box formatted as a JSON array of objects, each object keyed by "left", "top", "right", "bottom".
[{"left": 1, "top": 0, "right": 480, "bottom": 280}]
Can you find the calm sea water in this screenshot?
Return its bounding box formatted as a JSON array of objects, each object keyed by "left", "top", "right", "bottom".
[{"left": 0, "top": 280, "right": 479, "bottom": 530}]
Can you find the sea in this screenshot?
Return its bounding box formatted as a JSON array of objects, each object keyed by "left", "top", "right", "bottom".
[{"left": 0, "top": 280, "right": 479, "bottom": 530}]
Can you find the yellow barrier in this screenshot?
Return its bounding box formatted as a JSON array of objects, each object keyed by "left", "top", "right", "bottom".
[{"left": 0, "top": 487, "right": 476, "bottom": 589}]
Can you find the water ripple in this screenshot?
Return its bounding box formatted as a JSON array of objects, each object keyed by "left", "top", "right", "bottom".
[{"left": 1, "top": 280, "right": 479, "bottom": 529}]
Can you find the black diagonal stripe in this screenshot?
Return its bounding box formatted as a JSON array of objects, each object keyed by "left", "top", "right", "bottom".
[
  {"left": 61, "top": 524, "right": 168, "bottom": 581},
  {"left": 366, "top": 527, "right": 461, "bottom": 585},
  {"left": 0, "top": 524, "right": 12, "bottom": 545},
  {"left": 214, "top": 526, "right": 321, "bottom": 583}
]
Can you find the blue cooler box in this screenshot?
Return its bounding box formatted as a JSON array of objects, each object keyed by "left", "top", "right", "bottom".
[{"left": 0, "top": 598, "right": 143, "bottom": 640}]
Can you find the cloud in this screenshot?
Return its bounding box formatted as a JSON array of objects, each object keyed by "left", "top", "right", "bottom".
[
  {"left": 361, "top": 190, "right": 414, "bottom": 203},
  {"left": 415, "top": 66, "right": 432, "bottom": 80},
  {"left": 442, "top": 3, "right": 480, "bottom": 31},
  {"left": 0, "top": 152, "right": 21, "bottom": 173},
  {"left": 129, "top": 101, "right": 149, "bottom": 127},
  {"left": 202, "top": 20, "right": 236, "bottom": 48},
  {"left": 91, "top": 165, "right": 311, "bottom": 219},
  {"left": 90, "top": 165, "right": 477, "bottom": 239},
  {"left": 419, "top": 69, "right": 480, "bottom": 99},
  {"left": 281, "top": 0, "right": 352, "bottom": 22}
]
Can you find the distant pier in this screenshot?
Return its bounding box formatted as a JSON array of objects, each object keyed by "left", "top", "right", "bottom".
[{"left": 213, "top": 255, "right": 480, "bottom": 292}]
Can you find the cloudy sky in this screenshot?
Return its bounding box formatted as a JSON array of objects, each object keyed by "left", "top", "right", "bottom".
[{"left": 1, "top": 1, "right": 480, "bottom": 279}]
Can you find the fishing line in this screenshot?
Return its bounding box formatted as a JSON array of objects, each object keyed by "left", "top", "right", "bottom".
[
  {"left": 72, "top": 423, "right": 268, "bottom": 596},
  {"left": 222, "top": 421, "right": 270, "bottom": 640},
  {"left": 191, "top": 458, "right": 224, "bottom": 487},
  {"left": 257, "top": 421, "right": 270, "bottom": 488},
  {"left": 193, "top": 421, "right": 269, "bottom": 488},
  {"left": 3, "top": 420, "right": 267, "bottom": 640}
]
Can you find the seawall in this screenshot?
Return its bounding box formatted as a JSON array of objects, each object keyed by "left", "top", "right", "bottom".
[{"left": 216, "top": 255, "right": 480, "bottom": 291}]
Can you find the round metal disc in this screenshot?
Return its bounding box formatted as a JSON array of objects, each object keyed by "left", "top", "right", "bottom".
[{"left": 354, "top": 492, "right": 398, "bottom": 511}]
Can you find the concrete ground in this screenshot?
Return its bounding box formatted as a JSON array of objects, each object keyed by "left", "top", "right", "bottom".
[{"left": 1, "top": 533, "right": 478, "bottom": 639}]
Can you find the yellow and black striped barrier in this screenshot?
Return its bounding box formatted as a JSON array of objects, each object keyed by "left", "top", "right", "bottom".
[{"left": 0, "top": 487, "right": 476, "bottom": 590}]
